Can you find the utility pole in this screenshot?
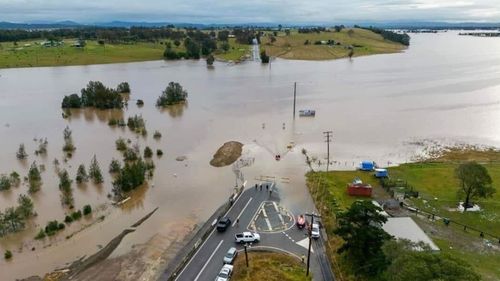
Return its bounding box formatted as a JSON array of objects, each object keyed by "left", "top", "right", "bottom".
[
  {"left": 293, "top": 82, "right": 297, "bottom": 119},
  {"left": 305, "top": 213, "right": 321, "bottom": 276},
  {"left": 323, "top": 131, "right": 333, "bottom": 172},
  {"left": 244, "top": 243, "right": 249, "bottom": 267}
]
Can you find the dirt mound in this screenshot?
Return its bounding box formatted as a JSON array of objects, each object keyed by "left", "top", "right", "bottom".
[{"left": 210, "top": 141, "right": 243, "bottom": 167}]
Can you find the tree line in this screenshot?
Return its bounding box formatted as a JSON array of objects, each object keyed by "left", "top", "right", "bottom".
[
  {"left": 359, "top": 26, "right": 411, "bottom": 46},
  {"left": 62, "top": 81, "right": 129, "bottom": 109}
]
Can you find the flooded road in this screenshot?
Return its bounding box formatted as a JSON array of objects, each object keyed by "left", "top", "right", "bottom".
[{"left": 1, "top": 31, "right": 500, "bottom": 279}]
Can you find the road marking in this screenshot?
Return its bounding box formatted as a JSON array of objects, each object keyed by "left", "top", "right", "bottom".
[
  {"left": 265, "top": 218, "right": 272, "bottom": 231},
  {"left": 175, "top": 190, "right": 247, "bottom": 281},
  {"left": 273, "top": 202, "right": 285, "bottom": 224},
  {"left": 194, "top": 239, "right": 224, "bottom": 281},
  {"left": 232, "top": 197, "right": 253, "bottom": 227}
]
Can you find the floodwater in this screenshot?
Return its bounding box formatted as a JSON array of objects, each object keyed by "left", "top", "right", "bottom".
[{"left": 1, "top": 31, "right": 500, "bottom": 279}]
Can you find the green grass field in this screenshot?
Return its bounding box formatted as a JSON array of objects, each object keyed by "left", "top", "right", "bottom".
[
  {"left": 261, "top": 28, "right": 405, "bottom": 60},
  {"left": 232, "top": 252, "right": 311, "bottom": 281},
  {"left": 213, "top": 38, "right": 250, "bottom": 61},
  {"left": 306, "top": 158, "right": 500, "bottom": 281}
]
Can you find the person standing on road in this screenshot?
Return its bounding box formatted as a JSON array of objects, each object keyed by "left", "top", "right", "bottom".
[
  {"left": 260, "top": 184, "right": 262, "bottom": 191},
  {"left": 255, "top": 184, "right": 258, "bottom": 191},
  {"left": 266, "top": 184, "right": 269, "bottom": 191},
  {"left": 236, "top": 218, "right": 240, "bottom": 227}
]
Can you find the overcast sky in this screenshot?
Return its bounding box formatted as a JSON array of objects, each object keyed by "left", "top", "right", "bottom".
[{"left": 1, "top": 0, "right": 500, "bottom": 23}]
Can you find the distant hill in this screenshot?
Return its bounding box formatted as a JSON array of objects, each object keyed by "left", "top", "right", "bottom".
[{"left": 0, "top": 20, "right": 499, "bottom": 30}]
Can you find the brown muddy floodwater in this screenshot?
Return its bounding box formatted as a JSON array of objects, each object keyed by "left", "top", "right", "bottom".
[{"left": 1, "top": 31, "right": 500, "bottom": 279}]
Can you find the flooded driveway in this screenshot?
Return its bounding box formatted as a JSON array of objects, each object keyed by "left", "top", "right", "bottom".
[{"left": 1, "top": 31, "right": 500, "bottom": 279}]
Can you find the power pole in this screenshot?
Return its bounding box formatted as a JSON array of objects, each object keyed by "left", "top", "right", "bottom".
[
  {"left": 305, "top": 213, "right": 321, "bottom": 276},
  {"left": 293, "top": 82, "right": 297, "bottom": 119},
  {"left": 244, "top": 243, "right": 249, "bottom": 267},
  {"left": 323, "top": 131, "right": 333, "bottom": 172}
]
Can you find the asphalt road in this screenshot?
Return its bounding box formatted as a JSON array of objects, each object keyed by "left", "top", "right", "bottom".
[{"left": 174, "top": 183, "right": 333, "bottom": 281}]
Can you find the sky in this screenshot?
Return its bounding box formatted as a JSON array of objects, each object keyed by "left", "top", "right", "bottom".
[{"left": 1, "top": 0, "right": 500, "bottom": 23}]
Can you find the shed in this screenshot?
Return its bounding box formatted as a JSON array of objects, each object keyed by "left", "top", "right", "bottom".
[
  {"left": 382, "top": 217, "right": 440, "bottom": 251},
  {"left": 375, "top": 168, "right": 388, "bottom": 178},
  {"left": 360, "top": 161, "right": 374, "bottom": 171},
  {"left": 347, "top": 183, "right": 372, "bottom": 197}
]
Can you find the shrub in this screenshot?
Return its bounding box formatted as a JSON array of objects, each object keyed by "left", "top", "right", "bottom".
[
  {"left": 64, "top": 215, "right": 74, "bottom": 224},
  {"left": 45, "top": 220, "right": 60, "bottom": 235},
  {"left": 58, "top": 223, "right": 65, "bottom": 230},
  {"left": 75, "top": 164, "right": 89, "bottom": 183},
  {"left": 116, "top": 138, "right": 127, "bottom": 151},
  {"left": 4, "top": 250, "right": 12, "bottom": 260},
  {"left": 109, "top": 159, "right": 121, "bottom": 173},
  {"left": 35, "top": 228, "right": 46, "bottom": 240},
  {"left": 136, "top": 99, "right": 144, "bottom": 106},
  {"left": 156, "top": 149, "right": 163, "bottom": 157},
  {"left": 144, "top": 147, "right": 153, "bottom": 158},
  {"left": 0, "top": 175, "right": 11, "bottom": 191},
  {"left": 83, "top": 205, "right": 92, "bottom": 215},
  {"left": 123, "top": 148, "right": 139, "bottom": 162},
  {"left": 156, "top": 82, "right": 188, "bottom": 106},
  {"left": 89, "top": 155, "right": 103, "bottom": 184},
  {"left": 108, "top": 118, "right": 118, "bottom": 126},
  {"left": 16, "top": 143, "right": 28, "bottom": 159},
  {"left": 116, "top": 82, "right": 130, "bottom": 93},
  {"left": 71, "top": 210, "right": 82, "bottom": 221},
  {"left": 153, "top": 131, "right": 162, "bottom": 139}
]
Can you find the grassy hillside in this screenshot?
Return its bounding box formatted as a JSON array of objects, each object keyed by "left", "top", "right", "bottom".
[{"left": 261, "top": 28, "right": 405, "bottom": 60}]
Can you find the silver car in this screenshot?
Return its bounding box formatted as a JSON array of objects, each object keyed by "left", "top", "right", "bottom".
[
  {"left": 215, "top": 264, "right": 233, "bottom": 281},
  {"left": 311, "top": 223, "right": 320, "bottom": 239},
  {"left": 223, "top": 247, "right": 238, "bottom": 264}
]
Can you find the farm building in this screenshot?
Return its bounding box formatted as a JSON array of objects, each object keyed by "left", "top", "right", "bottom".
[{"left": 382, "top": 217, "right": 440, "bottom": 251}]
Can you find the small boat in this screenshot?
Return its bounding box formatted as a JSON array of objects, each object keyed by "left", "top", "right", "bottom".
[{"left": 299, "top": 110, "right": 316, "bottom": 117}]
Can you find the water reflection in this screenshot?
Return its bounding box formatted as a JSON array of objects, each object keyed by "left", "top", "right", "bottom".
[
  {"left": 66, "top": 108, "right": 124, "bottom": 123},
  {"left": 159, "top": 102, "right": 188, "bottom": 118}
]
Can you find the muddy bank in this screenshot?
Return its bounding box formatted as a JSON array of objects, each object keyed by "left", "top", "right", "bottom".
[{"left": 209, "top": 141, "right": 243, "bottom": 167}]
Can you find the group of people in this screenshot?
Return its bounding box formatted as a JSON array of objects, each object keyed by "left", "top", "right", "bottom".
[{"left": 254, "top": 183, "right": 273, "bottom": 196}]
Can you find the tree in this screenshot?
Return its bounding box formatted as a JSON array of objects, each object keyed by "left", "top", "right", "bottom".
[
  {"left": 16, "top": 143, "right": 28, "bottom": 159},
  {"left": 59, "top": 169, "right": 73, "bottom": 206},
  {"left": 113, "top": 158, "right": 147, "bottom": 195},
  {"left": 334, "top": 201, "right": 391, "bottom": 276},
  {"left": 156, "top": 82, "right": 188, "bottom": 106},
  {"left": 75, "top": 164, "right": 89, "bottom": 183},
  {"left": 83, "top": 205, "right": 92, "bottom": 215},
  {"left": 61, "top": 94, "right": 82, "bottom": 108},
  {"left": 383, "top": 240, "right": 480, "bottom": 281},
  {"left": 109, "top": 158, "right": 121, "bottom": 173},
  {"left": 0, "top": 175, "right": 11, "bottom": 191},
  {"left": 260, "top": 50, "right": 270, "bottom": 63},
  {"left": 116, "top": 82, "right": 130, "bottom": 93},
  {"left": 206, "top": 54, "right": 215, "bottom": 66},
  {"left": 3, "top": 207, "right": 23, "bottom": 232},
  {"left": 28, "top": 161, "right": 42, "bottom": 193},
  {"left": 4, "top": 250, "right": 12, "bottom": 260},
  {"left": 16, "top": 194, "right": 34, "bottom": 219},
  {"left": 62, "top": 126, "right": 75, "bottom": 153},
  {"left": 184, "top": 38, "right": 200, "bottom": 59},
  {"left": 455, "top": 161, "right": 495, "bottom": 211},
  {"left": 221, "top": 42, "right": 230, "bottom": 52},
  {"left": 144, "top": 147, "right": 153, "bottom": 158},
  {"left": 89, "top": 155, "right": 104, "bottom": 184},
  {"left": 217, "top": 30, "right": 230, "bottom": 41},
  {"left": 173, "top": 39, "right": 181, "bottom": 47},
  {"left": 164, "top": 47, "right": 179, "bottom": 60}
]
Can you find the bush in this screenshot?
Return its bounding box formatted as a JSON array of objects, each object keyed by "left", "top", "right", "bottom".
[
  {"left": 71, "top": 210, "right": 82, "bottom": 221},
  {"left": 136, "top": 99, "right": 144, "bottom": 106},
  {"left": 144, "top": 147, "right": 153, "bottom": 158},
  {"left": 109, "top": 159, "right": 121, "bottom": 173},
  {"left": 108, "top": 118, "right": 118, "bottom": 126},
  {"left": 0, "top": 175, "right": 11, "bottom": 191},
  {"left": 116, "top": 138, "right": 127, "bottom": 151},
  {"left": 4, "top": 250, "right": 12, "bottom": 260},
  {"left": 156, "top": 149, "right": 164, "bottom": 156},
  {"left": 156, "top": 82, "right": 188, "bottom": 107},
  {"left": 45, "top": 220, "right": 60, "bottom": 235},
  {"left": 35, "top": 228, "right": 46, "bottom": 240},
  {"left": 116, "top": 82, "right": 130, "bottom": 93},
  {"left": 83, "top": 205, "right": 92, "bottom": 215},
  {"left": 58, "top": 223, "right": 65, "bottom": 230},
  {"left": 61, "top": 93, "right": 82, "bottom": 108},
  {"left": 153, "top": 131, "right": 162, "bottom": 139},
  {"left": 64, "top": 215, "right": 74, "bottom": 224}
]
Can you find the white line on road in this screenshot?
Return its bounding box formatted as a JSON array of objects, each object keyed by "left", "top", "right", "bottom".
[
  {"left": 194, "top": 239, "right": 224, "bottom": 281},
  {"left": 273, "top": 202, "right": 285, "bottom": 224},
  {"left": 175, "top": 190, "right": 246, "bottom": 281},
  {"left": 232, "top": 197, "right": 253, "bottom": 227}
]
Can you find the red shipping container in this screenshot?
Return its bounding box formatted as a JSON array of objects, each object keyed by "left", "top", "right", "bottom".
[{"left": 347, "top": 183, "right": 372, "bottom": 197}]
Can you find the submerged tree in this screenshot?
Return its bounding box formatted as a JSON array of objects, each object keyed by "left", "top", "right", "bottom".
[
  {"left": 28, "top": 161, "right": 42, "bottom": 193},
  {"left": 260, "top": 50, "right": 270, "bottom": 63},
  {"left": 0, "top": 175, "right": 11, "bottom": 191},
  {"left": 206, "top": 54, "right": 215, "bottom": 66},
  {"left": 455, "top": 161, "right": 495, "bottom": 211},
  {"left": 109, "top": 159, "right": 121, "bottom": 173},
  {"left": 75, "top": 164, "right": 89, "bottom": 184},
  {"left": 16, "top": 194, "right": 35, "bottom": 219},
  {"left": 58, "top": 169, "right": 73, "bottom": 206},
  {"left": 89, "top": 155, "right": 104, "bottom": 184},
  {"left": 112, "top": 158, "right": 147, "bottom": 196},
  {"left": 35, "top": 138, "right": 48, "bottom": 155},
  {"left": 156, "top": 82, "right": 188, "bottom": 106},
  {"left": 16, "top": 143, "right": 28, "bottom": 159},
  {"left": 116, "top": 82, "right": 131, "bottom": 93},
  {"left": 62, "top": 126, "right": 76, "bottom": 153}
]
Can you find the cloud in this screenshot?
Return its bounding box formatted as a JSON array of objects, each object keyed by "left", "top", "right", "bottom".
[{"left": 0, "top": 0, "right": 499, "bottom": 23}]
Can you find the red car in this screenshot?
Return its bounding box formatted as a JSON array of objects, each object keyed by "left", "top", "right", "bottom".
[{"left": 297, "top": 215, "right": 306, "bottom": 229}]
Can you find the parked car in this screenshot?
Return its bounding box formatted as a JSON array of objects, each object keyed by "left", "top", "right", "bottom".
[
  {"left": 215, "top": 264, "right": 233, "bottom": 281},
  {"left": 223, "top": 247, "right": 238, "bottom": 264},
  {"left": 311, "top": 223, "right": 320, "bottom": 239},
  {"left": 217, "top": 217, "right": 231, "bottom": 232},
  {"left": 235, "top": 232, "right": 260, "bottom": 243}
]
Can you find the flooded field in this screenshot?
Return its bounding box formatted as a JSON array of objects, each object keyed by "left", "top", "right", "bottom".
[{"left": 1, "top": 31, "right": 500, "bottom": 279}]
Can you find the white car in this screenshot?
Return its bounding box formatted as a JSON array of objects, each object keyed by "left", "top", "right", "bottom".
[
  {"left": 215, "top": 264, "right": 233, "bottom": 281},
  {"left": 234, "top": 232, "right": 260, "bottom": 243},
  {"left": 311, "top": 223, "right": 320, "bottom": 239},
  {"left": 223, "top": 247, "right": 238, "bottom": 264}
]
